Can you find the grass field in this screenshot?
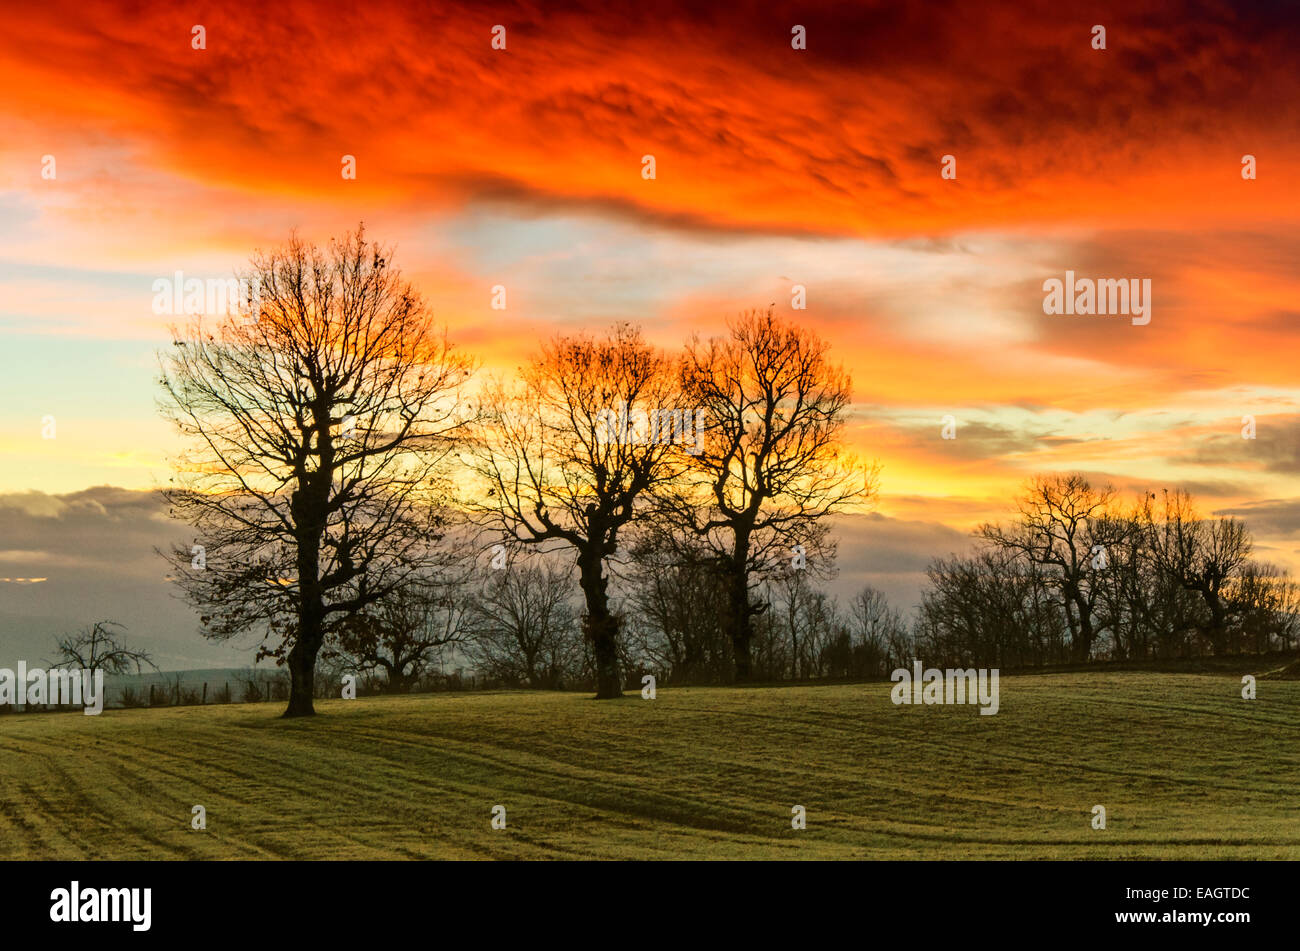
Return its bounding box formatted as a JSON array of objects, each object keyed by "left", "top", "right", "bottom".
[{"left": 1, "top": 672, "right": 1297, "bottom": 859}]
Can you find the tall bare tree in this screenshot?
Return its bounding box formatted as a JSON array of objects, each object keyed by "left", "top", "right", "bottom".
[
  {"left": 675, "top": 307, "right": 877, "bottom": 681},
  {"left": 468, "top": 323, "right": 681, "bottom": 698},
  {"left": 1229, "top": 561, "right": 1300, "bottom": 654},
  {"left": 980, "top": 474, "right": 1126, "bottom": 662},
  {"left": 159, "top": 227, "right": 474, "bottom": 716},
  {"left": 1140, "top": 489, "right": 1252, "bottom": 653}
]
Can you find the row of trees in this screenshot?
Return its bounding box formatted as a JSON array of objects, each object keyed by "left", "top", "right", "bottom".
[
  {"left": 916, "top": 475, "right": 1300, "bottom": 667},
  {"left": 159, "top": 227, "right": 875, "bottom": 715},
  {"left": 38, "top": 486, "right": 1297, "bottom": 711},
  {"left": 322, "top": 472, "right": 1300, "bottom": 692},
  {"left": 312, "top": 547, "right": 912, "bottom": 692},
  {"left": 156, "top": 228, "right": 1298, "bottom": 714}
]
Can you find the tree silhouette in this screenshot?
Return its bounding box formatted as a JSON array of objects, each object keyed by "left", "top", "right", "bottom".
[
  {"left": 979, "top": 474, "right": 1126, "bottom": 663},
  {"left": 48, "top": 620, "right": 156, "bottom": 676},
  {"left": 1140, "top": 488, "right": 1252, "bottom": 653},
  {"left": 674, "top": 307, "right": 876, "bottom": 680},
  {"left": 468, "top": 323, "right": 680, "bottom": 698},
  {"left": 159, "top": 226, "right": 474, "bottom": 716}
]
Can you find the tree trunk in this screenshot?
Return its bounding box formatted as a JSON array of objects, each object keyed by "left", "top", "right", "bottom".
[
  {"left": 286, "top": 484, "right": 327, "bottom": 717},
  {"left": 283, "top": 636, "right": 318, "bottom": 717},
  {"left": 724, "top": 554, "right": 753, "bottom": 682},
  {"left": 381, "top": 660, "right": 414, "bottom": 693},
  {"left": 1072, "top": 594, "right": 1094, "bottom": 663},
  {"left": 1060, "top": 584, "right": 1093, "bottom": 663},
  {"left": 578, "top": 550, "right": 622, "bottom": 699},
  {"left": 790, "top": 615, "right": 799, "bottom": 680},
  {"left": 1204, "top": 590, "right": 1228, "bottom": 654}
]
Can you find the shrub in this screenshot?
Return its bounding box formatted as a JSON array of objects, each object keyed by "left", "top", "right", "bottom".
[{"left": 120, "top": 686, "right": 148, "bottom": 708}]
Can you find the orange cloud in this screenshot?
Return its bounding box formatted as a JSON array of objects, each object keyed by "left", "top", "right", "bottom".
[
  {"left": 2, "top": 0, "right": 1299, "bottom": 574},
  {"left": 3, "top": 0, "right": 1297, "bottom": 239}
]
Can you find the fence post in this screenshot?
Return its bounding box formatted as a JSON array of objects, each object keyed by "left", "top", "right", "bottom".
[{"left": 202, "top": 683, "right": 207, "bottom": 704}]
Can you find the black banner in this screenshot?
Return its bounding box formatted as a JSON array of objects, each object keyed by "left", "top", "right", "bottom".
[{"left": 2, "top": 860, "right": 1278, "bottom": 939}]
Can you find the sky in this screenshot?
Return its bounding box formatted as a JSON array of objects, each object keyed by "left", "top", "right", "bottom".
[{"left": 1, "top": 0, "right": 1298, "bottom": 668}]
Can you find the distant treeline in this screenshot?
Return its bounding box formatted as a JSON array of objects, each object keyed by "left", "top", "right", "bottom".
[
  {"left": 917, "top": 476, "right": 1299, "bottom": 669},
  {"left": 296, "top": 476, "right": 1299, "bottom": 692}
]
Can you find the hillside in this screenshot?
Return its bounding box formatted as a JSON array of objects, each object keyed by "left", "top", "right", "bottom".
[{"left": 1, "top": 672, "right": 1296, "bottom": 859}]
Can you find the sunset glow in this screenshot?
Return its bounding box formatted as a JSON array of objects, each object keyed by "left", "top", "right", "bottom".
[{"left": 2, "top": 0, "right": 1298, "bottom": 667}]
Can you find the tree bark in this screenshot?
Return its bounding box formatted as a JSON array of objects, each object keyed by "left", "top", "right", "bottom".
[
  {"left": 578, "top": 550, "right": 622, "bottom": 699},
  {"left": 1072, "top": 596, "right": 1094, "bottom": 663},
  {"left": 283, "top": 637, "right": 318, "bottom": 717},
  {"left": 1061, "top": 583, "right": 1094, "bottom": 663},
  {"left": 723, "top": 544, "right": 754, "bottom": 681},
  {"left": 285, "top": 484, "right": 326, "bottom": 717}
]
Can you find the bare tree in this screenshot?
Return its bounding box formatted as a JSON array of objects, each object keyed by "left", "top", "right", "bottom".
[
  {"left": 771, "top": 567, "right": 839, "bottom": 680},
  {"left": 917, "top": 546, "right": 1069, "bottom": 668},
  {"left": 847, "top": 586, "right": 909, "bottom": 677},
  {"left": 1229, "top": 562, "right": 1300, "bottom": 654},
  {"left": 48, "top": 620, "right": 156, "bottom": 676},
  {"left": 922, "top": 480, "right": 1287, "bottom": 667},
  {"left": 1140, "top": 489, "right": 1252, "bottom": 654},
  {"left": 675, "top": 307, "right": 877, "bottom": 681},
  {"left": 624, "top": 528, "right": 733, "bottom": 684},
  {"left": 468, "top": 323, "right": 681, "bottom": 699},
  {"left": 158, "top": 226, "right": 474, "bottom": 716},
  {"left": 980, "top": 474, "right": 1126, "bottom": 662},
  {"left": 332, "top": 568, "right": 473, "bottom": 692},
  {"left": 467, "top": 559, "right": 580, "bottom": 687}
]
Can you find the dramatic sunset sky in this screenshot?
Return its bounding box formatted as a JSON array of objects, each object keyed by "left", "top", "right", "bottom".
[{"left": 1, "top": 0, "right": 1298, "bottom": 667}]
